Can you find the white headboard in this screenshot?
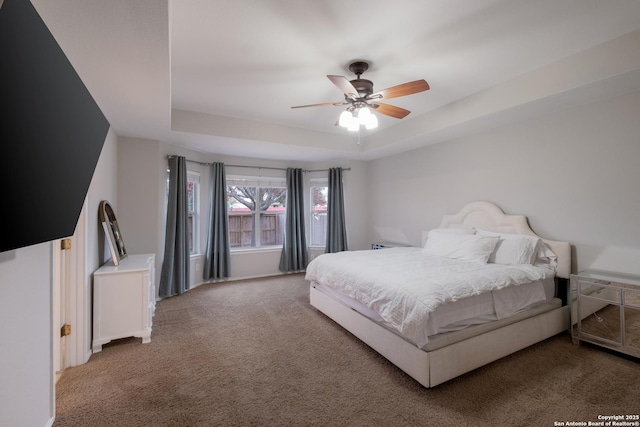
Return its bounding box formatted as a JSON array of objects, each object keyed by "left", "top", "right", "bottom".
[{"left": 422, "top": 201, "right": 571, "bottom": 279}]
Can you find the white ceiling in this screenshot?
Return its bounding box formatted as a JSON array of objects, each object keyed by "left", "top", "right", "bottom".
[{"left": 31, "top": 0, "right": 640, "bottom": 162}]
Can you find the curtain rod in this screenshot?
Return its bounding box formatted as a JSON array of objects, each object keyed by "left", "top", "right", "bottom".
[{"left": 166, "top": 155, "right": 350, "bottom": 173}]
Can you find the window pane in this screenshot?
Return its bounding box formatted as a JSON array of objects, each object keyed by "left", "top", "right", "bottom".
[
  {"left": 187, "top": 181, "right": 195, "bottom": 213},
  {"left": 227, "top": 184, "right": 286, "bottom": 249},
  {"left": 228, "top": 186, "right": 257, "bottom": 211},
  {"left": 260, "top": 212, "right": 285, "bottom": 247},
  {"left": 188, "top": 213, "right": 194, "bottom": 253},
  {"left": 228, "top": 212, "right": 255, "bottom": 248},
  {"left": 260, "top": 187, "right": 285, "bottom": 247},
  {"left": 227, "top": 186, "right": 256, "bottom": 248},
  {"left": 186, "top": 174, "right": 199, "bottom": 254},
  {"left": 311, "top": 186, "right": 327, "bottom": 246},
  {"left": 259, "top": 187, "right": 286, "bottom": 211}
]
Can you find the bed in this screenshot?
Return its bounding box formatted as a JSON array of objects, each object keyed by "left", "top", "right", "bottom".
[{"left": 305, "top": 201, "right": 571, "bottom": 388}]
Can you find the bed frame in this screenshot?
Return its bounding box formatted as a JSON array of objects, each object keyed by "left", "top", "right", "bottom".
[{"left": 309, "top": 201, "right": 571, "bottom": 388}]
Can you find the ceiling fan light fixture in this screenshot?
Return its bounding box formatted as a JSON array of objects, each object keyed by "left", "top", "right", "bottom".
[
  {"left": 346, "top": 117, "right": 360, "bottom": 132},
  {"left": 339, "top": 110, "right": 354, "bottom": 127},
  {"left": 338, "top": 107, "right": 378, "bottom": 131},
  {"left": 358, "top": 107, "right": 371, "bottom": 123},
  {"left": 365, "top": 112, "right": 378, "bottom": 130},
  {"left": 357, "top": 107, "right": 378, "bottom": 130}
]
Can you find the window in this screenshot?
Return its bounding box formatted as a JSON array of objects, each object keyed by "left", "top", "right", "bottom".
[
  {"left": 187, "top": 171, "right": 200, "bottom": 254},
  {"left": 165, "top": 169, "right": 200, "bottom": 254},
  {"left": 226, "top": 177, "right": 286, "bottom": 249},
  {"left": 310, "top": 181, "right": 328, "bottom": 247}
]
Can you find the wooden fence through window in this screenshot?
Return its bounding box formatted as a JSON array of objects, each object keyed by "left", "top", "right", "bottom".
[{"left": 229, "top": 213, "right": 285, "bottom": 247}]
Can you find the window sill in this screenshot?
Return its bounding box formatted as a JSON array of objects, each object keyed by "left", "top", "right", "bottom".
[{"left": 230, "top": 247, "right": 282, "bottom": 255}]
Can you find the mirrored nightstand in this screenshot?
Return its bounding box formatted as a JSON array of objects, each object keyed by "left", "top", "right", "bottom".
[{"left": 570, "top": 270, "right": 640, "bottom": 358}]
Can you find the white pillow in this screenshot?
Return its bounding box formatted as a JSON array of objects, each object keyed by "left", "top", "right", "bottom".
[
  {"left": 423, "top": 231, "right": 499, "bottom": 263},
  {"left": 423, "top": 228, "right": 476, "bottom": 247},
  {"left": 431, "top": 227, "right": 476, "bottom": 235},
  {"left": 476, "top": 230, "right": 539, "bottom": 265},
  {"left": 532, "top": 241, "right": 558, "bottom": 269}
]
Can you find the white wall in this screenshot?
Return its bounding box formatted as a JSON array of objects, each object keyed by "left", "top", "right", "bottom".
[
  {"left": 368, "top": 90, "right": 640, "bottom": 275},
  {"left": 85, "top": 128, "right": 119, "bottom": 269},
  {"left": 0, "top": 127, "right": 117, "bottom": 427},
  {"left": 0, "top": 243, "right": 54, "bottom": 427},
  {"left": 117, "top": 137, "right": 163, "bottom": 285}
]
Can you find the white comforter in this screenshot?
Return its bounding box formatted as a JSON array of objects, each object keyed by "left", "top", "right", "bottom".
[{"left": 305, "top": 247, "right": 555, "bottom": 347}]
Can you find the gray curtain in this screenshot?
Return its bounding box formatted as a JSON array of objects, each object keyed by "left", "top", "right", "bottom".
[
  {"left": 279, "top": 168, "right": 308, "bottom": 272},
  {"left": 204, "top": 162, "right": 231, "bottom": 280},
  {"left": 325, "top": 167, "right": 348, "bottom": 253},
  {"left": 159, "top": 156, "right": 190, "bottom": 298}
]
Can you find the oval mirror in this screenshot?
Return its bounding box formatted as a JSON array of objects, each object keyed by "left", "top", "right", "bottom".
[{"left": 98, "top": 200, "right": 127, "bottom": 265}]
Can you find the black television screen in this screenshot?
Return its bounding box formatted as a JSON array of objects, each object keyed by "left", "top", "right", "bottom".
[{"left": 0, "top": 0, "right": 110, "bottom": 252}]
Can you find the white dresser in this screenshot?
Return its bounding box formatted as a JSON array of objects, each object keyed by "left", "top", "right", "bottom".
[{"left": 92, "top": 253, "right": 156, "bottom": 352}]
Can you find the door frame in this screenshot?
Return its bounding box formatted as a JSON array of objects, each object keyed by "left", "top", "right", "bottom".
[{"left": 52, "top": 197, "right": 90, "bottom": 374}]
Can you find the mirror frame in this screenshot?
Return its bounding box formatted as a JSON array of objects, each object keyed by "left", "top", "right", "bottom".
[{"left": 98, "top": 200, "right": 127, "bottom": 265}]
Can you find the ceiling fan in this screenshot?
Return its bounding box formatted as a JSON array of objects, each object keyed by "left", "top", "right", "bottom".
[{"left": 291, "top": 61, "right": 430, "bottom": 131}]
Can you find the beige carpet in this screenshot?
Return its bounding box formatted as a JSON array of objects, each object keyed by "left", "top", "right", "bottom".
[{"left": 54, "top": 274, "right": 639, "bottom": 427}]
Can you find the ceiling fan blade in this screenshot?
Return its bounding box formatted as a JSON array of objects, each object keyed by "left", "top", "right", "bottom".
[
  {"left": 291, "top": 101, "right": 345, "bottom": 109},
  {"left": 371, "top": 102, "right": 411, "bottom": 119},
  {"left": 369, "top": 79, "right": 430, "bottom": 100},
  {"left": 327, "top": 75, "right": 360, "bottom": 98}
]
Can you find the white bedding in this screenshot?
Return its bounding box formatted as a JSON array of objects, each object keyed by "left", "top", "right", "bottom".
[{"left": 305, "top": 247, "right": 556, "bottom": 348}]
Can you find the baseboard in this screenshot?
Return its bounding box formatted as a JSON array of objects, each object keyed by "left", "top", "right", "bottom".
[{"left": 202, "top": 271, "right": 304, "bottom": 285}]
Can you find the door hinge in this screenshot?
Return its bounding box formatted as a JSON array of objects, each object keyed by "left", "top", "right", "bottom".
[
  {"left": 60, "top": 324, "right": 72, "bottom": 337},
  {"left": 61, "top": 239, "right": 72, "bottom": 250}
]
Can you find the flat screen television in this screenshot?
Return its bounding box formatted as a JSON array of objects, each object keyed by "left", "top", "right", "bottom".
[{"left": 0, "top": 0, "right": 110, "bottom": 252}]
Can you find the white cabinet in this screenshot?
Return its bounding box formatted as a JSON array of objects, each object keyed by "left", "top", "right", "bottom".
[{"left": 92, "top": 254, "right": 155, "bottom": 352}]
